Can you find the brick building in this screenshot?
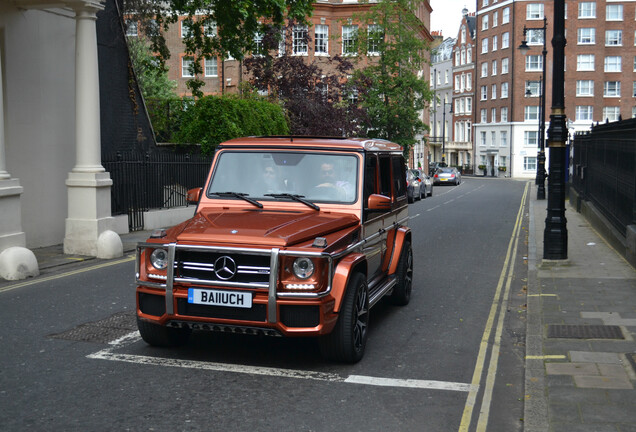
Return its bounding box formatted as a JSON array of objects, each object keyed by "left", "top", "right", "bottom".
[
  {"left": 472, "top": 0, "right": 636, "bottom": 178},
  {"left": 126, "top": 1, "right": 434, "bottom": 168}
]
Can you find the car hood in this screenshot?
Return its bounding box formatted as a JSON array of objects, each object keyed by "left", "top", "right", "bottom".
[{"left": 175, "top": 208, "right": 359, "bottom": 247}]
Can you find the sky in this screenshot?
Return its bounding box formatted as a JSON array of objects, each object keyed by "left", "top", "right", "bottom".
[{"left": 429, "top": 0, "right": 474, "bottom": 40}]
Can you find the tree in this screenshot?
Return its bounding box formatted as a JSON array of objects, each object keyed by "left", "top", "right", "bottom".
[
  {"left": 127, "top": 37, "right": 177, "bottom": 100},
  {"left": 349, "top": 0, "right": 433, "bottom": 155},
  {"left": 123, "top": 0, "right": 315, "bottom": 97},
  {"left": 243, "top": 24, "right": 368, "bottom": 136}
]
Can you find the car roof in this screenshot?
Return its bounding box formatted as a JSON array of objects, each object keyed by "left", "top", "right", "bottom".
[{"left": 218, "top": 136, "right": 403, "bottom": 153}]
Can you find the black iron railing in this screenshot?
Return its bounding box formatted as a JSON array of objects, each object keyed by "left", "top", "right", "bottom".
[
  {"left": 103, "top": 151, "right": 212, "bottom": 231},
  {"left": 571, "top": 118, "right": 636, "bottom": 236}
]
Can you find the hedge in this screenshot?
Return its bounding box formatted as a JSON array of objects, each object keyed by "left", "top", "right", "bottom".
[{"left": 174, "top": 95, "right": 289, "bottom": 154}]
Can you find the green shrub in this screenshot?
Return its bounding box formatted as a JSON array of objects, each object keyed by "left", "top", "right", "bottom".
[{"left": 174, "top": 95, "right": 289, "bottom": 154}]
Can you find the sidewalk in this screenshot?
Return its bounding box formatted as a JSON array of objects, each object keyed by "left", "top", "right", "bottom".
[
  {"left": 31, "top": 230, "right": 152, "bottom": 271},
  {"left": 525, "top": 183, "right": 636, "bottom": 432}
]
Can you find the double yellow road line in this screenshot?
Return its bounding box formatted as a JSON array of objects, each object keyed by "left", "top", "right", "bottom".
[{"left": 458, "top": 181, "right": 529, "bottom": 432}]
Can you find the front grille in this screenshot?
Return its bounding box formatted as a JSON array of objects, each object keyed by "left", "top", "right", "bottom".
[
  {"left": 139, "top": 293, "right": 165, "bottom": 316},
  {"left": 280, "top": 305, "right": 320, "bottom": 328},
  {"left": 175, "top": 250, "right": 270, "bottom": 286},
  {"left": 177, "top": 298, "right": 267, "bottom": 322}
]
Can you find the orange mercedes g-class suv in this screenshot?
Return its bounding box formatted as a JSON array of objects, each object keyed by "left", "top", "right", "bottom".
[{"left": 135, "top": 136, "right": 413, "bottom": 363}]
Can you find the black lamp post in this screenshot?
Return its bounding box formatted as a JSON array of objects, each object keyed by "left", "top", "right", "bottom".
[
  {"left": 544, "top": 0, "right": 568, "bottom": 259},
  {"left": 441, "top": 102, "right": 453, "bottom": 166},
  {"left": 519, "top": 17, "right": 547, "bottom": 200}
]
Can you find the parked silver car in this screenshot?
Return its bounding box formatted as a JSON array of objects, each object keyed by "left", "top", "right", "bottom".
[
  {"left": 433, "top": 167, "right": 461, "bottom": 186},
  {"left": 406, "top": 170, "right": 423, "bottom": 203},
  {"left": 409, "top": 169, "right": 433, "bottom": 197}
]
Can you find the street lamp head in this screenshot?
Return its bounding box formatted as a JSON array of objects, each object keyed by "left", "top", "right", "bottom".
[
  {"left": 525, "top": 88, "right": 532, "bottom": 97},
  {"left": 518, "top": 39, "right": 530, "bottom": 56}
]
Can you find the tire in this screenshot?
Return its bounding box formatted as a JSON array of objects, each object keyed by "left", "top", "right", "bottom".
[
  {"left": 416, "top": 187, "right": 422, "bottom": 200},
  {"left": 407, "top": 191, "right": 414, "bottom": 203},
  {"left": 137, "top": 317, "right": 191, "bottom": 347},
  {"left": 390, "top": 240, "right": 413, "bottom": 306},
  {"left": 428, "top": 186, "right": 433, "bottom": 197},
  {"left": 320, "top": 273, "right": 369, "bottom": 363}
]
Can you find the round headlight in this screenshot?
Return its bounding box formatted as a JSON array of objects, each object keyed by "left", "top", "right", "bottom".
[
  {"left": 150, "top": 248, "right": 169, "bottom": 270},
  {"left": 292, "top": 257, "right": 314, "bottom": 279}
]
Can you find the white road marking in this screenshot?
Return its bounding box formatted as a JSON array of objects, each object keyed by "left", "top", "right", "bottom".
[{"left": 88, "top": 331, "right": 472, "bottom": 393}]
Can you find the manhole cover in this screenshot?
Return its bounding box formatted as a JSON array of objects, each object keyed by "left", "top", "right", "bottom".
[
  {"left": 547, "top": 324, "right": 624, "bottom": 339},
  {"left": 49, "top": 311, "right": 137, "bottom": 344}
]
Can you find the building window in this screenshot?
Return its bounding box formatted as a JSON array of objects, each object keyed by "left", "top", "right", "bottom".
[
  {"left": 502, "top": 7, "right": 510, "bottom": 24},
  {"left": 492, "top": 60, "right": 498, "bottom": 75},
  {"left": 577, "top": 54, "right": 595, "bottom": 71},
  {"left": 125, "top": 20, "right": 138, "bottom": 37},
  {"left": 481, "top": 62, "right": 488, "bottom": 77},
  {"left": 501, "top": 131, "right": 508, "bottom": 146},
  {"left": 576, "top": 105, "right": 594, "bottom": 121},
  {"left": 578, "top": 2, "right": 596, "bottom": 18},
  {"left": 182, "top": 57, "right": 194, "bottom": 77},
  {"left": 466, "top": 72, "right": 472, "bottom": 90},
  {"left": 461, "top": 26, "right": 467, "bottom": 44},
  {"left": 292, "top": 25, "right": 308, "bottom": 55},
  {"left": 524, "top": 157, "right": 537, "bottom": 171},
  {"left": 501, "top": 107, "right": 508, "bottom": 122},
  {"left": 604, "top": 56, "right": 622, "bottom": 72},
  {"left": 525, "top": 106, "right": 540, "bottom": 120},
  {"left": 492, "top": 35, "right": 498, "bottom": 51},
  {"left": 527, "top": 29, "right": 544, "bottom": 45},
  {"left": 491, "top": 131, "right": 497, "bottom": 145},
  {"left": 633, "top": 81, "right": 636, "bottom": 97},
  {"left": 491, "top": 108, "right": 497, "bottom": 122},
  {"left": 481, "top": 109, "right": 487, "bottom": 122},
  {"left": 481, "top": 86, "right": 488, "bottom": 100},
  {"left": 491, "top": 84, "right": 497, "bottom": 99},
  {"left": 526, "top": 80, "right": 541, "bottom": 97},
  {"left": 342, "top": 25, "right": 358, "bottom": 55},
  {"left": 315, "top": 24, "right": 329, "bottom": 55},
  {"left": 606, "top": 4, "right": 623, "bottom": 21},
  {"left": 204, "top": 58, "right": 218, "bottom": 77},
  {"left": 632, "top": 107, "right": 636, "bottom": 118},
  {"left": 576, "top": 80, "right": 595, "bottom": 96},
  {"left": 455, "top": 50, "right": 460, "bottom": 66},
  {"left": 604, "top": 81, "right": 621, "bottom": 97},
  {"left": 602, "top": 107, "right": 620, "bottom": 121},
  {"left": 461, "top": 49, "right": 466, "bottom": 65},
  {"left": 502, "top": 58, "right": 509, "bottom": 74},
  {"left": 253, "top": 32, "right": 264, "bottom": 56},
  {"left": 527, "top": 3, "right": 544, "bottom": 20},
  {"left": 367, "top": 24, "right": 383, "bottom": 55},
  {"left": 480, "top": 131, "right": 487, "bottom": 146},
  {"left": 525, "top": 55, "right": 543, "bottom": 71},
  {"left": 482, "top": 15, "right": 489, "bottom": 31},
  {"left": 204, "top": 21, "right": 217, "bottom": 37},
  {"left": 577, "top": 28, "right": 595, "bottom": 45},
  {"left": 524, "top": 131, "right": 538, "bottom": 146},
  {"left": 482, "top": 38, "right": 489, "bottom": 54},
  {"left": 502, "top": 32, "right": 509, "bottom": 49},
  {"left": 605, "top": 30, "right": 622, "bottom": 46},
  {"left": 501, "top": 82, "right": 509, "bottom": 98},
  {"left": 181, "top": 19, "right": 192, "bottom": 38},
  {"left": 493, "top": 11, "right": 498, "bottom": 27},
  {"left": 466, "top": 97, "right": 472, "bottom": 112},
  {"left": 467, "top": 47, "right": 472, "bottom": 63}
]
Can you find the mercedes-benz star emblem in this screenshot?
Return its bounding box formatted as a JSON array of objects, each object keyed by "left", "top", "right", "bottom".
[{"left": 214, "top": 256, "right": 237, "bottom": 280}]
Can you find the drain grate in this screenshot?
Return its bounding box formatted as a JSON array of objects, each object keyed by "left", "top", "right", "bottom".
[
  {"left": 547, "top": 324, "right": 624, "bottom": 339},
  {"left": 49, "top": 311, "right": 137, "bottom": 344}
]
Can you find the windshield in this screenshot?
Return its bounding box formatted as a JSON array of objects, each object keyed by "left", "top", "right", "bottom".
[{"left": 207, "top": 151, "right": 359, "bottom": 204}]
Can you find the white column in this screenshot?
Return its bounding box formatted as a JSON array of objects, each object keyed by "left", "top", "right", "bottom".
[
  {"left": 63, "top": 1, "right": 122, "bottom": 258},
  {"left": 0, "top": 41, "right": 38, "bottom": 280}
]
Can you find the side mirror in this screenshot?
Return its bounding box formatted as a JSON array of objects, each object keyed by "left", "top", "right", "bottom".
[
  {"left": 367, "top": 194, "right": 391, "bottom": 211},
  {"left": 187, "top": 187, "right": 202, "bottom": 204}
]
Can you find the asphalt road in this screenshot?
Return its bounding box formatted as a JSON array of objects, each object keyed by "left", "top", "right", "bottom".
[{"left": 0, "top": 177, "right": 530, "bottom": 432}]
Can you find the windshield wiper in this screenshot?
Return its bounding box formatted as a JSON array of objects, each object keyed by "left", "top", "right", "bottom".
[
  {"left": 265, "top": 193, "right": 320, "bottom": 211},
  {"left": 210, "top": 192, "right": 263, "bottom": 209}
]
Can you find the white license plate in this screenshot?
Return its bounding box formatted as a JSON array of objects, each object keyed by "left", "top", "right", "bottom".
[{"left": 187, "top": 288, "right": 252, "bottom": 308}]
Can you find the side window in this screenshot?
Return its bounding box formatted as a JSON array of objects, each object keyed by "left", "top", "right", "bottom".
[
  {"left": 391, "top": 156, "right": 406, "bottom": 199},
  {"left": 379, "top": 155, "right": 392, "bottom": 197},
  {"left": 363, "top": 154, "right": 377, "bottom": 203}
]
